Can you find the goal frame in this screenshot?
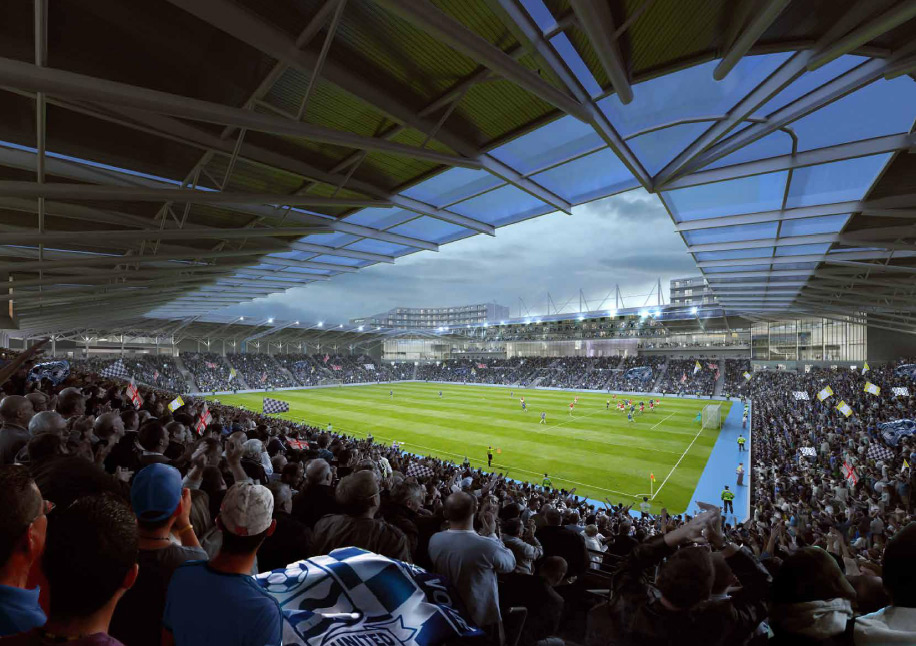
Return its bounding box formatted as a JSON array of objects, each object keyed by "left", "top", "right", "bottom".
[{"left": 701, "top": 403, "right": 722, "bottom": 430}]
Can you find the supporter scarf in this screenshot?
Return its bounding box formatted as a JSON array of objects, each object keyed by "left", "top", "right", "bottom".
[
  {"left": 255, "top": 547, "right": 481, "bottom": 646},
  {"left": 770, "top": 599, "right": 853, "bottom": 639}
]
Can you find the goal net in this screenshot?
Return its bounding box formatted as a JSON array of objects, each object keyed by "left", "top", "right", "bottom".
[{"left": 701, "top": 404, "right": 722, "bottom": 430}]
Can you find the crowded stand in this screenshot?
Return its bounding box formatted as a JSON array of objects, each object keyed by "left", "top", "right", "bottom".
[
  {"left": 180, "top": 352, "right": 234, "bottom": 392},
  {"left": 226, "top": 354, "right": 297, "bottom": 390},
  {"left": 656, "top": 358, "right": 720, "bottom": 396},
  {"left": 65, "top": 356, "right": 187, "bottom": 392},
  {"left": 724, "top": 358, "right": 753, "bottom": 399},
  {"left": 0, "top": 342, "right": 914, "bottom": 646},
  {"left": 602, "top": 356, "right": 667, "bottom": 392}
]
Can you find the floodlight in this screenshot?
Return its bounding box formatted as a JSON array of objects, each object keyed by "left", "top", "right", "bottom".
[
  {"left": 691, "top": 306, "right": 699, "bottom": 315},
  {"left": 358, "top": 326, "right": 364, "bottom": 331},
  {"left": 267, "top": 318, "right": 274, "bottom": 323},
  {"left": 317, "top": 322, "right": 323, "bottom": 327}
]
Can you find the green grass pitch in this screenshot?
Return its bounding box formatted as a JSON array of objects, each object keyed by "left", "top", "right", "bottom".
[{"left": 212, "top": 382, "right": 730, "bottom": 513}]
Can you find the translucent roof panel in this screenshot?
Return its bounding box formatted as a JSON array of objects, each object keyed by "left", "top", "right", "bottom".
[
  {"left": 310, "top": 255, "right": 364, "bottom": 267},
  {"left": 399, "top": 167, "right": 503, "bottom": 208},
  {"left": 488, "top": 115, "right": 604, "bottom": 175},
  {"left": 664, "top": 171, "right": 788, "bottom": 221},
  {"left": 343, "top": 207, "right": 417, "bottom": 229},
  {"left": 519, "top": 0, "right": 556, "bottom": 32},
  {"left": 450, "top": 184, "right": 553, "bottom": 225},
  {"left": 774, "top": 243, "right": 832, "bottom": 256},
  {"left": 257, "top": 265, "right": 331, "bottom": 275},
  {"left": 682, "top": 221, "right": 779, "bottom": 245},
  {"left": 704, "top": 264, "right": 775, "bottom": 273},
  {"left": 705, "top": 131, "right": 793, "bottom": 170},
  {"left": 785, "top": 154, "right": 891, "bottom": 208},
  {"left": 386, "top": 216, "right": 468, "bottom": 243},
  {"left": 314, "top": 233, "right": 359, "bottom": 247},
  {"left": 343, "top": 239, "right": 413, "bottom": 256},
  {"left": 694, "top": 248, "right": 774, "bottom": 261},
  {"left": 779, "top": 213, "right": 850, "bottom": 237},
  {"left": 550, "top": 33, "right": 603, "bottom": 98},
  {"left": 598, "top": 53, "right": 792, "bottom": 137},
  {"left": 628, "top": 122, "right": 714, "bottom": 175},
  {"left": 752, "top": 56, "right": 866, "bottom": 117},
  {"left": 531, "top": 148, "right": 638, "bottom": 203},
  {"left": 791, "top": 76, "right": 916, "bottom": 151}
]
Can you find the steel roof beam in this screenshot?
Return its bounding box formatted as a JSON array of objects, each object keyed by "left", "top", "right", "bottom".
[
  {"left": 713, "top": 0, "right": 793, "bottom": 80},
  {"left": 370, "top": 0, "right": 587, "bottom": 121},
  {"left": 0, "top": 57, "right": 479, "bottom": 169},
  {"left": 807, "top": 2, "right": 916, "bottom": 71},
  {"left": 698, "top": 248, "right": 916, "bottom": 268},
  {"left": 287, "top": 242, "right": 393, "bottom": 263},
  {"left": 680, "top": 52, "right": 916, "bottom": 174},
  {"left": 567, "top": 0, "right": 633, "bottom": 103},
  {"left": 166, "top": 0, "right": 571, "bottom": 216},
  {"left": 0, "top": 246, "right": 281, "bottom": 273},
  {"left": 665, "top": 132, "right": 916, "bottom": 190},
  {"left": 0, "top": 225, "right": 334, "bottom": 245},
  {"left": 0, "top": 181, "right": 384, "bottom": 209},
  {"left": 673, "top": 201, "right": 860, "bottom": 231},
  {"left": 824, "top": 259, "right": 916, "bottom": 274},
  {"left": 258, "top": 255, "right": 358, "bottom": 273},
  {"left": 687, "top": 232, "right": 839, "bottom": 253},
  {"left": 487, "top": 0, "right": 652, "bottom": 189}
]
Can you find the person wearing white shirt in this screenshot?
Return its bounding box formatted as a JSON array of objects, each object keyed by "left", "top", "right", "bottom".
[{"left": 855, "top": 522, "right": 916, "bottom": 644}]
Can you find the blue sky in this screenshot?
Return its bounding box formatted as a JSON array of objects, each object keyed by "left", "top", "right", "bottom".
[{"left": 222, "top": 189, "right": 697, "bottom": 324}]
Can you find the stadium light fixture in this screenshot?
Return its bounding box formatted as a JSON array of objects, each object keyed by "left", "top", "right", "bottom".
[
  {"left": 500, "top": 321, "right": 506, "bottom": 326},
  {"left": 317, "top": 322, "right": 323, "bottom": 327},
  {"left": 267, "top": 318, "right": 274, "bottom": 323},
  {"left": 577, "top": 316, "right": 584, "bottom": 321},
  {"left": 338, "top": 324, "right": 343, "bottom": 328},
  {"left": 607, "top": 309, "right": 617, "bottom": 318},
  {"left": 295, "top": 321, "right": 299, "bottom": 325},
  {"left": 358, "top": 325, "right": 364, "bottom": 331},
  {"left": 639, "top": 310, "right": 649, "bottom": 319},
  {"left": 239, "top": 316, "right": 244, "bottom": 321},
  {"left": 691, "top": 306, "right": 699, "bottom": 315}
]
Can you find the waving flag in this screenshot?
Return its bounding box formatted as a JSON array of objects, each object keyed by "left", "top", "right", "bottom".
[
  {"left": 228, "top": 367, "right": 237, "bottom": 382},
  {"left": 843, "top": 461, "right": 858, "bottom": 484},
  {"left": 793, "top": 391, "right": 810, "bottom": 401},
  {"left": 263, "top": 397, "right": 290, "bottom": 414},
  {"left": 680, "top": 372, "right": 687, "bottom": 383},
  {"left": 205, "top": 361, "right": 218, "bottom": 369},
  {"left": 862, "top": 361, "right": 870, "bottom": 375},
  {"left": 816, "top": 385, "right": 834, "bottom": 402},
  {"left": 693, "top": 360, "right": 702, "bottom": 375},
  {"left": 261, "top": 372, "right": 268, "bottom": 384},
  {"left": 892, "top": 386, "right": 910, "bottom": 397},
  {"left": 255, "top": 548, "right": 481, "bottom": 646},
  {"left": 798, "top": 447, "right": 817, "bottom": 458},
  {"left": 168, "top": 396, "right": 184, "bottom": 412},
  {"left": 152, "top": 370, "right": 159, "bottom": 381},
  {"left": 27, "top": 360, "right": 70, "bottom": 386},
  {"left": 743, "top": 371, "right": 752, "bottom": 381},
  {"left": 195, "top": 404, "right": 211, "bottom": 435},
  {"left": 406, "top": 461, "right": 435, "bottom": 479},
  {"left": 867, "top": 444, "right": 894, "bottom": 462},
  {"left": 476, "top": 363, "right": 487, "bottom": 369},
  {"left": 330, "top": 364, "right": 342, "bottom": 371},
  {"left": 126, "top": 382, "right": 143, "bottom": 409},
  {"left": 836, "top": 400, "right": 853, "bottom": 417},
  {"left": 100, "top": 359, "right": 130, "bottom": 380},
  {"left": 903, "top": 459, "right": 910, "bottom": 472},
  {"left": 287, "top": 439, "right": 308, "bottom": 451},
  {"left": 864, "top": 382, "right": 881, "bottom": 396},
  {"left": 324, "top": 354, "right": 330, "bottom": 363}
]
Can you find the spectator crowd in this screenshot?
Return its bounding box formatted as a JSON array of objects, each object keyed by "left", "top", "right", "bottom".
[{"left": 0, "top": 341, "right": 913, "bottom": 646}]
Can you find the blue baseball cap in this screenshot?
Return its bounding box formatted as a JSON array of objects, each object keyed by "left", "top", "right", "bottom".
[{"left": 131, "top": 463, "right": 182, "bottom": 523}]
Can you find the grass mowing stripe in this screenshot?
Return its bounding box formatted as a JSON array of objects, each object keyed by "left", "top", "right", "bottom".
[{"left": 212, "top": 383, "right": 728, "bottom": 512}]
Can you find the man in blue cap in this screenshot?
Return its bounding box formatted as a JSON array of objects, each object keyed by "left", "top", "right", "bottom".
[{"left": 109, "top": 464, "right": 207, "bottom": 646}]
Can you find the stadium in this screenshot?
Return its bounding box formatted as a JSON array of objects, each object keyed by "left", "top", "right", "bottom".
[{"left": 1, "top": 1, "right": 915, "bottom": 645}]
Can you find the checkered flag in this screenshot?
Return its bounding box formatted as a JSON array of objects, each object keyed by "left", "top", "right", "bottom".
[
  {"left": 100, "top": 359, "right": 131, "bottom": 380},
  {"left": 867, "top": 444, "right": 894, "bottom": 463},
  {"left": 892, "top": 386, "right": 910, "bottom": 397},
  {"left": 793, "top": 391, "right": 810, "bottom": 401},
  {"left": 263, "top": 397, "right": 290, "bottom": 414},
  {"left": 798, "top": 447, "right": 817, "bottom": 458},
  {"left": 406, "top": 461, "right": 435, "bottom": 479}
]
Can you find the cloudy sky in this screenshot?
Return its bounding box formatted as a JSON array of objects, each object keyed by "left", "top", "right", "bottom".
[{"left": 222, "top": 189, "right": 697, "bottom": 324}]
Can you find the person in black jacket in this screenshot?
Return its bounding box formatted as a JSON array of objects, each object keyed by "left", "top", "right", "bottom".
[
  {"left": 535, "top": 507, "right": 588, "bottom": 578},
  {"left": 586, "top": 508, "right": 771, "bottom": 646}
]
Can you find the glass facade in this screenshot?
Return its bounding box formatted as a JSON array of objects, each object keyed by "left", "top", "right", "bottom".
[{"left": 750, "top": 317, "right": 866, "bottom": 362}]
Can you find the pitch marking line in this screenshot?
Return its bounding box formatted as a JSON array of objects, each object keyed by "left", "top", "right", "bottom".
[
  {"left": 650, "top": 422, "right": 709, "bottom": 501},
  {"left": 651, "top": 412, "right": 676, "bottom": 430}
]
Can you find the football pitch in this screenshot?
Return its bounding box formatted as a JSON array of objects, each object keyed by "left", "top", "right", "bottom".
[{"left": 213, "top": 382, "right": 731, "bottom": 513}]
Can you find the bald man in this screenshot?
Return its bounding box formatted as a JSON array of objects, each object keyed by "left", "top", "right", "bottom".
[
  {"left": 55, "top": 387, "right": 85, "bottom": 420},
  {"left": 0, "top": 396, "right": 35, "bottom": 465},
  {"left": 25, "top": 392, "right": 49, "bottom": 413}
]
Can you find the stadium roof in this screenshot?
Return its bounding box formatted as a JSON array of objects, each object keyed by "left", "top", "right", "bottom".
[{"left": 2, "top": 0, "right": 916, "bottom": 337}]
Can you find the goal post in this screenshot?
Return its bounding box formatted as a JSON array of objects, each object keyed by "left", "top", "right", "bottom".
[{"left": 701, "top": 404, "right": 722, "bottom": 430}]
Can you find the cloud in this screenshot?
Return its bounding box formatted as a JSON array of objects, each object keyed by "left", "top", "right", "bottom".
[{"left": 222, "top": 190, "right": 696, "bottom": 323}]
